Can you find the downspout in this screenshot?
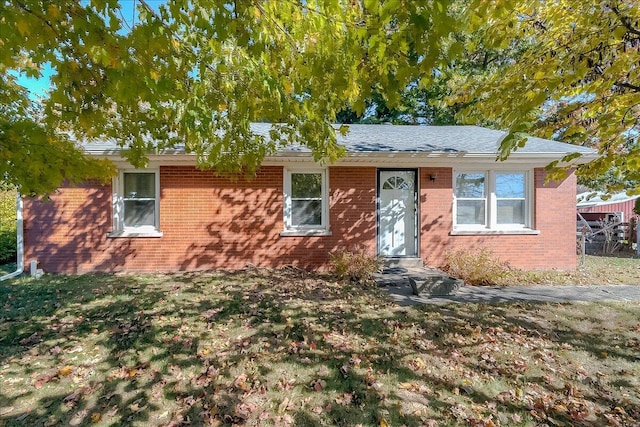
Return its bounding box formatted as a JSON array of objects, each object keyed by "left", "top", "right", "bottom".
[{"left": 0, "top": 193, "right": 24, "bottom": 281}]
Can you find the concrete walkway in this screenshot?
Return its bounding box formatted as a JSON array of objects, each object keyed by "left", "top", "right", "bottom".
[{"left": 383, "top": 282, "right": 640, "bottom": 306}]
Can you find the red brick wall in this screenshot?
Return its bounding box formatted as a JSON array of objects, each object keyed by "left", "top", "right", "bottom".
[
  {"left": 419, "top": 167, "right": 577, "bottom": 270},
  {"left": 23, "top": 165, "right": 576, "bottom": 273},
  {"left": 23, "top": 166, "right": 377, "bottom": 273}
]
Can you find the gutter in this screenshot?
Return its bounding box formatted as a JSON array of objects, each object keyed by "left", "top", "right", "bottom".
[{"left": 0, "top": 193, "right": 24, "bottom": 281}]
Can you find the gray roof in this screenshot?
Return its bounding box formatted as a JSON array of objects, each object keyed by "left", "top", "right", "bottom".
[
  {"left": 263, "top": 124, "right": 594, "bottom": 155},
  {"left": 82, "top": 123, "right": 597, "bottom": 157}
]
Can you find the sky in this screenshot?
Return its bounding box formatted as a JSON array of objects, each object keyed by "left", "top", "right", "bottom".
[{"left": 15, "top": 0, "right": 166, "bottom": 98}]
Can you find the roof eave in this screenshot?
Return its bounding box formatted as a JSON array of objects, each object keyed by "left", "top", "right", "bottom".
[{"left": 87, "top": 148, "right": 599, "bottom": 167}]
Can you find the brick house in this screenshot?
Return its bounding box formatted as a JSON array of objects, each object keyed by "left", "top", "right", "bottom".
[{"left": 23, "top": 124, "right": 596, "bottom": 273}]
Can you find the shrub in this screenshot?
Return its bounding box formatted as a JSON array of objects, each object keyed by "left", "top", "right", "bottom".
[
  {"left": 443, "top": 248, "right": 510, "bottom": 286},
  {"left": 329, "top": 248, "right": 383, "bottom": 285},
  {"left": 0, "top": 191, "right": 17, "bottom": 264}
]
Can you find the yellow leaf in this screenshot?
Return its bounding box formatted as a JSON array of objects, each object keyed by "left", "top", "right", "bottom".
[
  {"left": 284, "top": 80, "right": 293, "bottom": 95},
  {"left": 58, "top": 365, "right": 74, "bottom": 377},
  {"left": 91, "top": 412, "right": 102, "bottom": 423},
  {"left": 533, "top": 70, "right": 546, "bottom": 80},
  {"left": 47, "top": 4, "right": 61, "bottom": 20},
  {"left": 150, "top": 70, "right": 160, "bottom": 82},
  {"left": 16, "top": 19, "right": 31, "bottom": 36},
  {"left": 380, "top": 418, "right": 389, "bottom": 427},
  {"left": 171, "top": 39, "right": 180, "bottom": 50}
]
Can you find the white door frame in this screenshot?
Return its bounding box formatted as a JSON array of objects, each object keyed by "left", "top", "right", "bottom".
[{"left": 376, "top": 168, "right": 419, "bottom": 257}]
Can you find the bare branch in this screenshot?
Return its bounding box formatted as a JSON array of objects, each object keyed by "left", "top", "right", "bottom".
[
  {"left": 610, "top": 5, "right": 640, "bottom": 37},
  {"left": 615, "top": 81, "right": 640, "bottom": 92}
]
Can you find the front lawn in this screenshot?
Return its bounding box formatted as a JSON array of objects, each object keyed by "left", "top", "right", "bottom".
[
  {"left": 1, "top": 269, "right": 639, "bottom": 426},
  {"left": 501, "top": 254, "right": 640, "bottom": 285}
]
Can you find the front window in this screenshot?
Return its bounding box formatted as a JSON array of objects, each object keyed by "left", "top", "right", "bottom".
[
  {"left": 123, "top": 173, "right": 157, "bottom": 228},
  {"left": 109, "top": 169, "right": 161, "bottom": 237},
  {"left": 454, "top": 173, "right": 487, "bottom": 226},
  {"left": 495, "top": 173, "right": 526, "bottom": 225},
  {"left": 283, "top": 169, "right": 329, "bottom": 234},
  {"left": 453, "top": 170, "right": 530, "bottom": 231}
]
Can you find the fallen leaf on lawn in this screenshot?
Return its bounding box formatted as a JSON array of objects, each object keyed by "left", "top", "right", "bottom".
[
  {"left": 44, "top": 417, "right": 59, "bottom": 427},
  {"left": 58, "top": 365, "right": 74, "bottom": 377},
  {"left": 234, "top": 373, "right": 251, "bottom": 392},
  {"left": 380, "top": 418, "right": 389, "bottom": 427},
  {"left": 311, "top": 378, "right": 326, "bottom": 392},
  {"left": 69, "top": 409, "right": 88, "bottom": 426},
  {"left": 335, "top": 393, "right": 353, "bottom": 405},
  {"left": 398, "top": 382, "right": 416, "bottom": 390},
  {"left": 90, "top": 412, "right": 102, "bottom": 423},
  {"left": 20, "top": 332, "right": 41, "bottom": 346},
  {"left": 34, "top": 374, "right": 55, "bottom": 389},
  {"left": 278, "top": 397, "right": 290, "bottom": 414}
]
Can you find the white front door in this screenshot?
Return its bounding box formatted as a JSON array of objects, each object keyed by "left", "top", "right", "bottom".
[{"left": 378, "top": 170, "right": 417, "bottom": 257}]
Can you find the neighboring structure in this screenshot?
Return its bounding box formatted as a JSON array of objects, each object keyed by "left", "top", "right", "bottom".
[
  {"left": 577, "top": 191, "right": 640, "bottom": 222},
  {"left": 23, "top": 124, "right": 597, "bottom": 273}
]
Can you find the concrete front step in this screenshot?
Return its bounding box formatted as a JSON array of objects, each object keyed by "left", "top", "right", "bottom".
[
  {"left": 382, "top": 257, "right": 424, "bottom": 269},
  {"left": 374, "top": 266, "right": 464, "bottom": 297}
]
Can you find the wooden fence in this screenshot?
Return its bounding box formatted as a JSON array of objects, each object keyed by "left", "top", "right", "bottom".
[{"left": 576, "top": 212, "right": 635, "bottom": 255}]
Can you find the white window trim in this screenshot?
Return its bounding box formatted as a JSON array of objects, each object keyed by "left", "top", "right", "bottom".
[
  {"left": 107, "top": 169, "right": 163, "bottom": 238},
  {"left": 281, "top": 167, "right": 331, "bottom": 236},
  {"left": 452, "top": 169, "right": 538, "bottom": 235}
]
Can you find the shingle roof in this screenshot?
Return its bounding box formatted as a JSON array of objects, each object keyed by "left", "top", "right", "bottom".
[
  {"left": 250, "top": 123, "right": 595, "bottom": 155},
  {"left": 82, "top": 123, "right": 597, "bottom": 157}
]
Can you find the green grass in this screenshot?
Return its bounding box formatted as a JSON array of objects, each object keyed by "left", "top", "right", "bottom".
[
  {"left": 1, "top": 269, "right": 640, "bottom": 426},
  {"left": 0, "top": 263, "right": 17, "bottom": 276}
]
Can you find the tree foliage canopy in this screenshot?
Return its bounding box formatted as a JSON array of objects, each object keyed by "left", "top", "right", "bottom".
[
  {"left": 1, "top": 0, "right": 638, "bottom": 194},
  {"left": 446, "top": 0, "right": 640, "bottom": 191},
  {"left": 2, "top": 0, "right": 472, "bottom": 194}
]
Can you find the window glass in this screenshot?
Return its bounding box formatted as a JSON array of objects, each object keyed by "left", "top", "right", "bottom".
[
  {"left": 496, "top": 173, "right": 525, "bottom": 198},
  {"left": 455, "top": 173, "right": 485, "bottom": 198},
  {"left": 291, "top": 173, "right": 321, "bottom": 198},
  {"left": 124, "top": 173, "right": 155, "bottom": 198},
  {"left": 497, "top": 200, "right": 525, "bottom": 224},
  {"left": 123, "top": 172, "right": 156, "bottom": 228},
  {"left": 124, "top": 200, "right": 156, "bottom": 227},
  {"left": 454, "top": 170, "right": 529, "bottom": 229},
  {"left": 288, "top": 172, "right": 325, "bottom": 229},
  {"left": 456, "top": 200, "right": 486, "bottom": 225},
  {"left": 292, "top": 200, "right": 322, "bottom": 225}
]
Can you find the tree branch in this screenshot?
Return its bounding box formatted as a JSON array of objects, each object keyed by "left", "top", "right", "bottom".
[
  {"left": 610, "top": 5, "right": 640, "bottom": 37},
  {"left": 254, "top": 3, "right": 299, "bottom": 52},
  {"left": 616, "top": 81, "right": 640, "bottom": 92}
]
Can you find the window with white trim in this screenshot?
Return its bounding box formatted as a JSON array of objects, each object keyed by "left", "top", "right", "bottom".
[
  {"left": 110, "top": 169, "right": 162, "bottom": 237},
  {"left": 453, "top": 170, "right": 532, "bottom": 231},
  {"left": 283, "top": 169, "right": 329, "bottom": 234}
]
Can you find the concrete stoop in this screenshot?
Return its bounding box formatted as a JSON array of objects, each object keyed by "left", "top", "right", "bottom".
[
  {"left": 374, "top": 266, "right": 464, "bottom": 297},
  {"left": 382, "top": 257, "right": 424, "bottom": 269}
]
